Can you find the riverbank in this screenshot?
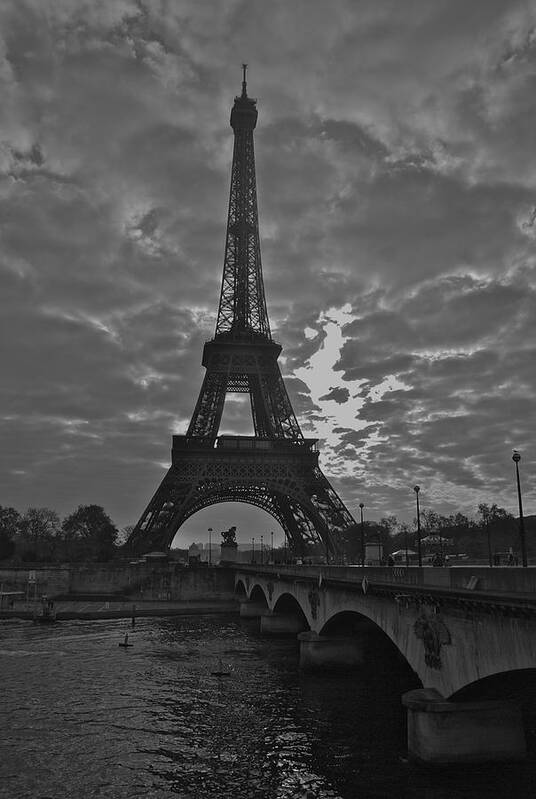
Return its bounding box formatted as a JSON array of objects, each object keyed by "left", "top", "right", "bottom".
[{"left": 0, "top": 598, "right": 239, "bottom": 621}]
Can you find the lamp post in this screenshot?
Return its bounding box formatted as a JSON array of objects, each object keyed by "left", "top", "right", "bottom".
[
  {"left": 485, "top": 518, "right": 492, "bottom": 568},
  {"left": 414, "top": 485, "right": 422, "bottom": 568},
  {"left": 512, "top": 451, "right": 527, "bottom": 567},
  {"left": 252, "top": 537, "right": 255, "bottom": 564},
  {"left": 208, "top": 528, "right": 212, "bottom": 566},
  {"left": 359, "top": 503, "right": 365, "bottom": 566},
  {"left": 260, "top": 534, "right": 264, "bottom": 565},
  {"left": 311, "top": 493, "right": 329, "bottom": 563},
  {"left": 270, "top": 531, "right": 274, "bottom": 563}
]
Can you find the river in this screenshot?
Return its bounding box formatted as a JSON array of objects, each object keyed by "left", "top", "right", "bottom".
[{"left": 1, "top": 613, "right": 535, "bottom": 798}]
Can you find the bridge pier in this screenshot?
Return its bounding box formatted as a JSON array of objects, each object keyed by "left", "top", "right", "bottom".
[
  {"left": 298, "top": 631, "right": 364, "bottom": 670},
  {"left": 403, "top": 688, "right": 526, "bottom": 763},
  {"left": 239, "top": 600, "right": 267, "bottom": 618},
  {"left": 260, "top": 611, "right": 307, "bottom": 636}
]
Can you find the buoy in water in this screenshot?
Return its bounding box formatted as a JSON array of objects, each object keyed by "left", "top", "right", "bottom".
[{"left": 119, "top": 633, "right": 134, "bottom": 648}]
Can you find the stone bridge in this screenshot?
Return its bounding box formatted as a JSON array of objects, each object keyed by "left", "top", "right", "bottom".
[{"left": 235, "top": 564, "right": 536, "bottom": 762}]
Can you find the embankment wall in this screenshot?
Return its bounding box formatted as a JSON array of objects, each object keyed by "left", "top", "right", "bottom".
[{"left": 0, "top": 563, "right": 235, "bottom": 601}]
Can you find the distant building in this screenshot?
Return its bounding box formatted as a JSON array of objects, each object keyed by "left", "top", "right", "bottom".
[
  {"left": 365, "top": 542, "right": 383, "bottom": 566},
  {"left": 200, "top": 542, "right": 221, "bottom": 565},
  {"left": 391, "top": 548, "right": 419, "bottom": 564},
  {"left": 188, "top": 543, "right": 201, "bottom": 566}
]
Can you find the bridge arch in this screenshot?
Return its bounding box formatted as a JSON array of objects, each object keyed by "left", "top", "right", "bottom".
[
  {"left": 451, "top": 667, "right": 536, "bottom": 703},
  {"left": 320, "top": 609, "right": 379, "bottom": 637},
  {"left": 320, "top": 610, "right": 421, "bottom": 682},
  {"left": 249, "top": 584, "right": 269, "bottom": 607},
  {"left": 235, "top": 579, "right": 247, "bottom": 599},
  {"left": 272, "top": 592, "right": 309, "bottom": 628}
]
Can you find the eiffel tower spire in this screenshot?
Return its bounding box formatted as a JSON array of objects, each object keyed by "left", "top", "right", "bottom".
[
  {"left": 216, "top": 63, "right": 270, "bottom": 339},
  {"left": 126, "top": 69, "right": 357, "bottom": 558}
]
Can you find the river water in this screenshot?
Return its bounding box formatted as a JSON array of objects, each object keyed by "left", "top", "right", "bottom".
[{"left": 1, "top": 613, "right": 536, "bottom": 799}]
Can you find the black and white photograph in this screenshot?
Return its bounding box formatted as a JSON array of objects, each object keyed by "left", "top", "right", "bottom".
[{"left": 1, "top": 1, "right": 536, "bottom": 797}]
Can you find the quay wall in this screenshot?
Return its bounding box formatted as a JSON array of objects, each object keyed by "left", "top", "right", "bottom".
[
  {"left": 0, "top": 563, "right": 236, "bottom": 602},
  {"left": 0, "top": 566, "right": 70, "bottom": 597}
]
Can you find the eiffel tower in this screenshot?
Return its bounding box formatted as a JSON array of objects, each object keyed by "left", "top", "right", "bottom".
[{"left": 127, "top": 67, "right": 357, "bottom": 559}]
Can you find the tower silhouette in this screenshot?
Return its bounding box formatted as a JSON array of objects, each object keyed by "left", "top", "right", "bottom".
[{"left": 127, "top": 68, "right": 357, "bottom": 558}]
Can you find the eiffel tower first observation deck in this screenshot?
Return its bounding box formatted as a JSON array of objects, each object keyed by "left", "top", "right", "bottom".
[{"left": 127, "top": 67, "right": 358, "bottom": 560}]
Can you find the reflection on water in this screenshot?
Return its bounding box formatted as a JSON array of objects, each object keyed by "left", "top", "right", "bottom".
[{"left": 1, "top": 614, "right": 536, "bottom": 798}]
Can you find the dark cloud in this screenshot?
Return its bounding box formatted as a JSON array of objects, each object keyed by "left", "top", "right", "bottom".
[{"left": 319, "top": 387, "right": 350, "bottom": 404}]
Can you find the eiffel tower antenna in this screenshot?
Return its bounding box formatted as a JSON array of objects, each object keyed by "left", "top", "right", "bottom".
[
  {"left": 127, "top": 68, "right": 358, "bottom": 559},
  {"left": 215, "top": 63, "right": 271, "bottom": 342}
]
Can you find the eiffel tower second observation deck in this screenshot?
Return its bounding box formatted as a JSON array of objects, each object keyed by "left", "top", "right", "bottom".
[{"left": 126, "top": 68, "right": 358, "bottom": 558}]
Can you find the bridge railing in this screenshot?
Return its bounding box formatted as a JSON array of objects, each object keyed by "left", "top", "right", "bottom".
[{"left": 236, "top": 564, "right": 536, "bottom": 596}]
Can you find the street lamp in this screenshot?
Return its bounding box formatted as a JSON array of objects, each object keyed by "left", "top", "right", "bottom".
[
  {"left": 414, "top": 485, "right": 422, "bottom": 568},
  {"left": 512, "top": 451, "right": 527, "bottom": 567},
  {"left": 484, "top": 516, "right": 492, "bottom": 568},
  {"left": 208, "top": 528, "right": 212, "bottom": 566},
  {"left": 311, "top": 493, "right": 329, "bottom": 563},
  {"left": 260, "top": 534, "right": 264, "bottom": 565},
  {"left": 270, "top": 531, "right": 274, "bottom": 563},
  {"left": 252, "top": 537, "right": 255, "bottom": 564},
  {"left": 359, "top": 503, "right": 365, "bottom": 566}
]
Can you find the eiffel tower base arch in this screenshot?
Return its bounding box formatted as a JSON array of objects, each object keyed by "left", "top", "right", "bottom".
[{"left": 126, "top": 435, "right": 356, "bottom": 560}]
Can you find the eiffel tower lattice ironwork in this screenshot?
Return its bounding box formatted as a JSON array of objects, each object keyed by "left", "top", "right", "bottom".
[{"left": 127, "top": 67, "right": 357, "bottom": 558}]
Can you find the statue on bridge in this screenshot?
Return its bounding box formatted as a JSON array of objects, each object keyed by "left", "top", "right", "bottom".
[
  {"left": 221, "top": 526, "right": 237, "bottom": 548},
  {"left": 414, "top": 611, "right": 451, "bottom": 669}
]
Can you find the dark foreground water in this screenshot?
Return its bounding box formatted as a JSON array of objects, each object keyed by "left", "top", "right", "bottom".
[{"left": 1, "top": 614, "right": 536, "bottom": 799}]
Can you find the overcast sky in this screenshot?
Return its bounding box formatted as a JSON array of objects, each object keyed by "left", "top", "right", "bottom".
[{"left": 1, "top": 0, "right": 535, "bottom": 546}]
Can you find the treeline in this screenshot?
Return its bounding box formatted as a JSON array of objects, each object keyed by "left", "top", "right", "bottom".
[
  {"left": 341, "top": 503, "right": 535, "bottom": 562},
  {"left": 1, "top": 500, "right": 532, "bottom": 565},
  {"left": 0, "top": 504, "right": 122, "bottom": 563}
]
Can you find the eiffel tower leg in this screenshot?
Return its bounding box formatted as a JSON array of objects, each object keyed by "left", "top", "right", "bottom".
[
  {"left": 187, "top": 372, "right": 228, "bottom": 439},
  {"left": 271, "top": 468, "right": 357, "bottom": 563},
  {"left": 126, "top": 466, "right": 194, "bottom": 553},
  {"left": 306, "top": 467, "right": 358, "bottom": 563},
  {"left": 278, "top": 496, "right": 337, "bottom": 563},
  {"left": 271, "top": 496, "right": 309, "bottom": 558},
  {"left": 249, "top": 371, "right": 302, "bottom": 439}
]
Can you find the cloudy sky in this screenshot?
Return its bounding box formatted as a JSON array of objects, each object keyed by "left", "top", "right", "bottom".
[{"left": 1, "top": 0, "right": 535, "bottom": 546}]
